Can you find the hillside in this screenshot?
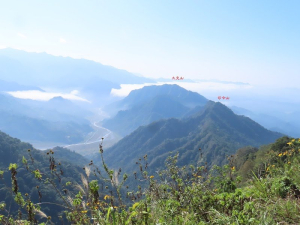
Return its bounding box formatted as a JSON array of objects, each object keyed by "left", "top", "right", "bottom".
[
  {"left": 1, "top": 132, "right": 298, "bottom": 224},
  {"left": 102, "top": 84, "right": 208, "bottom": 136},
  {"left": 27, "top": 96, "right": 93, "bottom": 123},
  {"left": 0, "top": 79, "right": 42, "bottom": 92},
  {"left": 0, "top": 48, "right": 154, "bottom": 105},
  {"left": 105, "top": 84, "right": 208, "bottom": 115},
  {"left": 233, "top": 136, "right": 295, "bottom": 180},
  {"left": 102, "top": 101, "right": 283, "bottom": 173},
  {"left": 0, "top": 131, "right": 87, "bottom": 223},
  {"left": 102, "top": 95, "right": 190, "bottom": 136},
  {"left": 0, "top": 48, "right": 153, "bottom": 86},
  {"left": 0, "top": 93, "right": 93, "bottom": 144},
  {"left": 0, "top": 110, "right": 92, "bottom": 144},
  {"left": 51, "top": 146, "right": 90, "bottom": 167},
  {"left": 231, "top": 105, "right": 300, "bottom": 138}
]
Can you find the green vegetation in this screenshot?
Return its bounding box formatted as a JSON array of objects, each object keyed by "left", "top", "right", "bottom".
[
  {"left": 1, "top": 134, "right": 300, "bottom": 224},
  {"left": 0, "top": 131, "right": 98, "bottom": 224},
  {"left": 102, "top": 101, "right": 282, "bottom": 174},
  {"left": 103, "top": 84, "right": 208, "bottom": 136},
  {"left": 103, "top": 95, "right": 190, "bottom": 136}
]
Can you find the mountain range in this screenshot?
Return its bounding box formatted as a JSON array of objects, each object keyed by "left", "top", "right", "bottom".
[
  {"left": 102, "top": 101, "right": 283, "bottom": 174},
  {"left": 105, "top": 84, "right": 207, "bottom": 114},
  {"left": 103, "top": 84, "right": 208, "bottom": 136},
  {"left": 0, "top": 48, "right": 160, "bottom": 148},
  {"left": 0, "top": 48, "right": 294, "bottom": 171},
  {"left": 0, "top": 48, "right": 154, "bottom": 105},
  {"left": 231, "top": 106, "right": 300, "bottom": 138},
  {"left": 0, "top": 93, "right": 92, "bottom": 144},
  {"left": 0, "top": 79, "right": 42, "bottom": 92},
  {"left": 0, "top": 131, "right": 90, "bottom": 223}
]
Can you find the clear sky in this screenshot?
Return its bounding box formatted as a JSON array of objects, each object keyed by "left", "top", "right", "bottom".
[{"left": 1, "top": 0, "right": 300, "bottom": 87}]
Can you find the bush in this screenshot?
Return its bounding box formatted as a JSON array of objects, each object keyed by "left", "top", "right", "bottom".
[{"left": 0, "top": 138, "right": 300, "bottom": 224}]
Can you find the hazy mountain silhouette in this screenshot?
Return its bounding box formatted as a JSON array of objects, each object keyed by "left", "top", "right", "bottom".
[
  {"left": 103, "top": 84, "right": 208, "bottom": 136},
  {"left": 231, "top": 105, "right": 300, "bottom": 137},
  {"left": 0, "top": 48, "right": 155, "bottom": 105},
  {"left": 103, "top": 95, "right": 190, "bottom": 136},
  {"left": 0, "top": 79, "right": 43, "bottom": 92},
  {"left": 107, "top": 84, "right": 207, "bottom": 111},
  {"left": 105, "top": 84, "right": 208, "bottom": 115},
  {"left": 0, "top": 93, "right": 92, "bottom": 144}
]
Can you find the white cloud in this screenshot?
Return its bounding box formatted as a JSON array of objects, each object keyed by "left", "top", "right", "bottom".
[
  {"left": 70, "top": 90, "right": 79, "bottom": 95},
  {"left": 110, "top": 83, "right": 155, "bottom": 97},
  {"left": 0, "top": 45, "right": 7, "bottom": 49},
  {"left": 7, "top": 90, "right": 90, "bottom": 102},
  {"left": 110, "top": 81, "right": 253, "bottom": 97},
  {"left": 17, "top": 33, "right": 27, "bottom": 38},
  {"left": 60, "top": 38, "right": 67, "bottom": 43}
]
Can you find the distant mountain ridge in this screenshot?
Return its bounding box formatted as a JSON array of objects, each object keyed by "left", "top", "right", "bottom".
[
  {"left": 0, "top": 48, "right": 154, "bottom": 105},
  {"left": 102, "top": 101, "right": 283, "bottom": 173},
  {"left": 0, "top": 79, "right": 43, "bottom": 92},
  {"left": 103, "top": 84, "right": 208, "bottom": 136},
  {"left": 103, "top": 95, "right": 190, "bottom": 136},
  {"left": 231, "top": 105, "right": 300, "bottom": 138},
  {"left": 107, "top": 84, "right": 207, "bottom": 112},
  {"left": 0, "top": 48, "right": 153, "bottom": 86},
  {"left": 0, "top": 93, "right": 92, "bottom": 144}
]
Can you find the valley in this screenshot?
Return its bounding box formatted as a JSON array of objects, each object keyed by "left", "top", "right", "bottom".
[
  {"left": 0, "top": 49, "right": 299, "bottom": 224},
  {"left": 62, "top": 120, "right": 120, "bottom": 157},
  {"left": 1, "top": 2, "right": 300, "bottom": 224}
]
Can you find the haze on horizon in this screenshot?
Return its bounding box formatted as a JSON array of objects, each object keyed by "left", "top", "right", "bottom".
[{"left": 1, "top": 0, "right": 300, "bottom": 89}]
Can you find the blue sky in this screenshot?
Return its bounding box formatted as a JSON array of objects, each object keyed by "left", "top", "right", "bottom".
[{"left": 1, "top": 0, "right": 300, "bottom": 87}]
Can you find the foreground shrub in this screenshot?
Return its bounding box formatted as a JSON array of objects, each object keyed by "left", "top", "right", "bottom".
[{"left": 0, "top": 138, "right": 300, "bottom": 224}]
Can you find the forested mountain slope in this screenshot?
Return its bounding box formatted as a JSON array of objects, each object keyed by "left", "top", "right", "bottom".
[
  {"left": 103, "top": 101, "right": 283, "bottom": 173},
  {"left": 103, "top": 95, "right": 190, "bottom": 136},
  {"left": 105, "top": 84, "right": 208, "bottom": 115},
  {"left": 0, "top": 131, "right": 92, "bottom": 223}
]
